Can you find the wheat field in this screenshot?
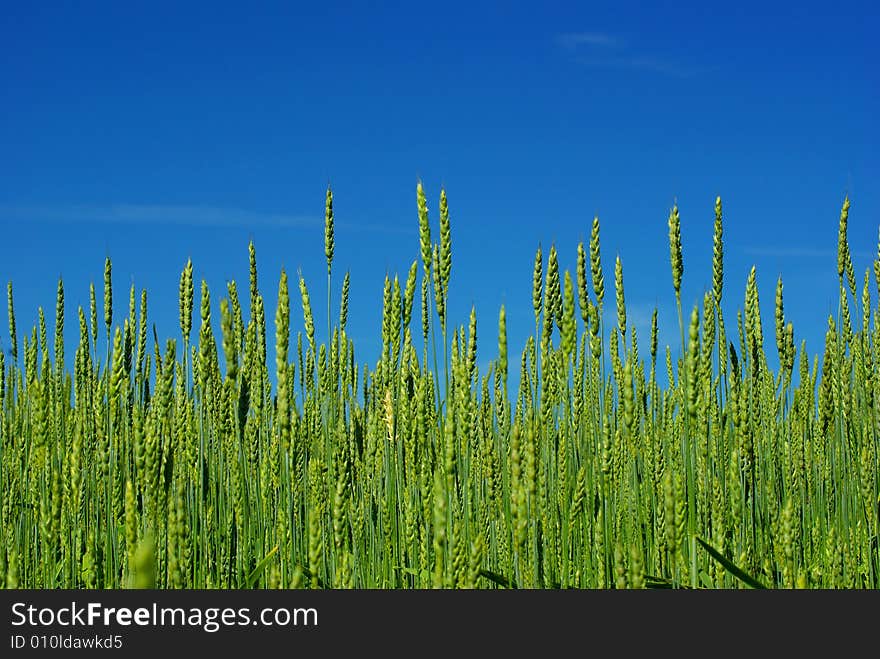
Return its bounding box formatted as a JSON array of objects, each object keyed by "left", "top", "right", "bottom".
[{"left": 1, "top": 185, "right": 877, "bottom": 589}]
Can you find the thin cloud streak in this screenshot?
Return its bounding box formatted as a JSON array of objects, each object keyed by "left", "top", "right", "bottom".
[
  {"left": 0, "top": 203, "right": 317, "bottom": 228},
  {"left": 557, "top": 32, "right": 620, "bottom": 50},
  {"left": 557, "top": 31, "right": 699, "bottom": 78},
  {"left": 743, "top": 246, "right": 873, "bottom": 260},
  {"left": 0, "top": 203, "right": 416, "bottom": 235},
  {"left": 339, "top": 221, "right": 417, "bottom": 237},
  {"left": 574, "top": 54, "right": 698, "bottom": 78},
  {"left": 744, "top": 246, "right": 833, "bottom": 258}
]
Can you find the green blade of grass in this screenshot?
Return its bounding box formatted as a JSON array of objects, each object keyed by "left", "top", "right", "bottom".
[
  {"left": 695, "top": 536, "right": 766, "bottom": 589},
  {"left": 479, "top": 569, "right": 517, "bottom": 589},
  {"left": 245, "top": 545, "right": 279, "bottom": 588}
]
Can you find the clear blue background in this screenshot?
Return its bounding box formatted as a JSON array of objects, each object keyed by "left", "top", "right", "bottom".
[{"left": 1, "top": 1, "right": 877, "bottom": 383}]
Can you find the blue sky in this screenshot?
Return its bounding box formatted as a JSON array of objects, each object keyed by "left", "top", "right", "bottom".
[{"left": 1, "top": 1, "right": 877, "bottom": 384}]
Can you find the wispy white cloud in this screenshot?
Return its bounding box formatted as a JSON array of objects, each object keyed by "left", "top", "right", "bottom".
[
  {"left": 0, "top": 203, "right": 416, "bottom": 235},
  {"left": 557, "top": 31, "right": 698, "bottom": 78},
  {"left": 743, "top": 246, "right": 872, "bottom": 260},
  {"left": 0, "top": 203, "right": 317, "bottom": 228},
  {"left": 602, "top": 300, "right": 667, "bottom": 338},
  {"left": 598, "top": 300, "right": 680, "bottom": 364},
  {"left": 557, "top": 32, "right": 621, "bottom": 50},
  {"left": 575, "top": 54, "right": 698, "bottom": 78},
  {"left": 744, "top": 246, "right": 833, "bottom": 259},
  {"left": 349, "top": 222, "right": 417, "bottom": 237},
  {"left": 625, "top": 302, "right": 659, "bottom": 332}
]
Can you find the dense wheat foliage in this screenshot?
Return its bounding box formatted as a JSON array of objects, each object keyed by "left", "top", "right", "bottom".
[{"left": 1, "top": 187, "right": 878, "bottom": 589}]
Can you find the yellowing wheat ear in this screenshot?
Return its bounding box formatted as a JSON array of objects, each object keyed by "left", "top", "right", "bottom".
[
  {"left": 775, "top": 276, "right": 786, "bottom": 366},
  {"left": 837, "top": 195, "right": 856, "bottom": 296},
  {"left": 532, "top": 246, "right": 543, "bottom": 330},
  {"left": 562, "top": 271, "right": 576, "bottom": 357},
  {"left": 417, "top": 181, "right": 431, "bottom": 278},
  {"left": 439, "top": 188, "right": 452, "bottom": 297},
  {"left": 590, "top": 216, "right": 604, "bottom": 308},
  {"left": 614, "top": 255, "right": 626, "bottom": 339},
  {"left": 340, "top": 270, "right": 351, "bottom": 331},
  {"left": 324, "top": 185, "right": 335, "bottom": 276},
  {"left": 103, "top": 256, "right": 113, "bottom": 340},
  {"left": 712, "top": 196, "right": 724, "bottom": 306},
  {"left": 668, "top": 203, "right": 682, "bottom": 300},
  {"left": 547, "top": 245, "right": 561, "bottom": 334},
  {"left": 7, "top": 281, "right": 17, "bottom": 362},
  {"left": 179, "top": 258, "right": 193, "bottom": 344},
  {"left": 299, "top": 273, "right": 315, "bottom": 353},
  {"left": 498, "top": 304, "right": 508, "bottom": 382},
  {"left": 873, "top": 227, "right": 880, "bottom": 301}
]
